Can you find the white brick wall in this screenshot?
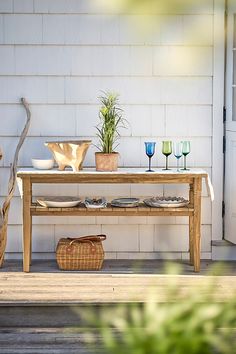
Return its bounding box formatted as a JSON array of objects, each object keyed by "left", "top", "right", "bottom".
[{"left": 0, "top": 0, "right": 216, "bottom": 260}]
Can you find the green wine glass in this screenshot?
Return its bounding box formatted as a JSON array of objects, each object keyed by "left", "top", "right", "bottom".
[
  {"left": 182, "top": 141, "right": 191, "bottom": 170},
  {"left": 162, "top": 141, "right": 172, "bottom": 170}
]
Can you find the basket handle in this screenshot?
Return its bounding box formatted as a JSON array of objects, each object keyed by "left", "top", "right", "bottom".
[
  {"left": 66, "top": 234, "right": 106, "bottom": 253},
  {"left": 67, "top": 234, "right": 106, "bottom": 244}
]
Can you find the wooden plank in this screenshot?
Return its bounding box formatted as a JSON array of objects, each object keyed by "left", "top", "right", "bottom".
[
  {"left": 30, "top": 204, "right": 194, "bottom": 216},
  {"left": 189, "top": 183, "right": 194, "bottom": 265},
  {"left": 0, "top": 327, "right": 102, "bottom": 354},
  {"left": 22, "top": 178, "right": 32, "bottom": 273},
  {"left": 0, "top": 260, "right": 236, "bottom": 304},
  {"left": 193, "top": 177, "right": 202, "bottom": 272},
  {"left": 17, "top": 168, "right": 207, "bottom": 184}
]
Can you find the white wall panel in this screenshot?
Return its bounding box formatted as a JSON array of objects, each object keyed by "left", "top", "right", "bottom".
[
  {"left": 0, "top": 15, "right": 3, "bottom": 43},
  {"left": 154, "top": 47, "right": 213, "bottom": 76},
  {"left": 139, "top": 225, "right": 154, "bottom": 252},
  {"left": 32, "top": 225, "right": 55, "bottom": 252},
  {"left": 76, "top": 105, "right": 100, "bottom": 136},
  {"left": 165, "top": 105, "right": 212, "bottom": 137},
  {"left": 154, "top": 225, "right": 189, "bottom": 252},
  {"left": 4, "top": 14, "right": 42, "bottom": 44},
  {"left": 0, "top": 77, "right": 65, "bottom": 104},
  {"left": 119, "top": 15, "right": 161, "bottom": 45},
  {"left": 160, "top": 77, "right": 212, "bottom": 104},
  {"left": 0, "top": 46, "right": 15, "bottom": 74},
  {"left": 0, "top": 2, "right": 218, "bottom": 260},
  {"left": 15, "top": 46, "right": 71, "bottom": 75},
  {"left": 102, "top": 225, "right": 139, "bottom": 252},
  {"left": 183, "top": 15, "right": 213, "bottom": 45},
  {"left": 160, "top": 16, "right": 183, "bottom": 45},
  {"left": 151, "top": 1, "right": 213, "bottom": 15},
  {"left": 13, "top": 0, "right": 33, "bottom": 13},
  {"left": 100, "top": 15, "right": 119, "bottom": 44},
  {"left": 33, "top": 0, "right": 213, "bottom": 15},
  {"left": 65, "top": 77, "right": 212, "bottom": 105},
  {"left": 29, "top": 105, "right": 76, "bottom": 136},
  {"left": 36, "top": 0, "right": 101, "bottom": 15},
  {"left": 0, "top": 105, "right": 25, "bottom": 136},
  {"left": 5, "top": 226, "right": 22, "bottom": 252},
  {"left": 0, "top": 0, "right": 13, "bottom": 13}
]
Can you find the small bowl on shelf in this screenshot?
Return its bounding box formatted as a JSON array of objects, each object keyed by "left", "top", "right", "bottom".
[{"left": 32, "top": 158, "right": 54, "bottom": 170}]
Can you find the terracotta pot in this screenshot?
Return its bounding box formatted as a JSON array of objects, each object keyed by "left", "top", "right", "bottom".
[{"left": 95, "top": 152, "right": 119, "bottom": 172}]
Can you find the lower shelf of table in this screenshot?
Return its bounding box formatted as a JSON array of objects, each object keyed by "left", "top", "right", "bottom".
[{"left": 30, "top": 203, "right": 194, "bottom": 216}]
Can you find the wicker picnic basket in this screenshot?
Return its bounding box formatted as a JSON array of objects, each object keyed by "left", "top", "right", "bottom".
[{"left": 56, "top": 235, "right": 106, "bottom": 271}]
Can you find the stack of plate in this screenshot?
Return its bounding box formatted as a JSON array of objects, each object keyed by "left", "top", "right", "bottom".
[
  {"left": 111, "top": 198, "right": 139, "bottom": 208},
  {"left": 37, "top": 196, "right": 81, "bottom": 208},
  {"left": 144, "top": 196, "right": 189, "bottom": 208},
  {"left": 84, "top": 197, "right": 107, "bottom": 209}
]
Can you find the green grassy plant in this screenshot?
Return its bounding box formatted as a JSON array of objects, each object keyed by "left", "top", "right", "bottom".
[
  {"left": 82, "top": 265, "right": 236, "bottom": 354},
  {"left": 96, "top": 92, "right": 126, "bottom": 153}
]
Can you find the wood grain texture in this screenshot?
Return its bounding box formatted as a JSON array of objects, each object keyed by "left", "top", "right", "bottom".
[
  {"left": 193, "top": 177, "right": 202, "bottom": 272},
  {"left": 17, "top": 168, "right": 207, "bottom": 184},
  {"left": 0, "top": 98, "right": 31, "bottom": 267},
  {"left": 189, "top": 183, "right": 194, "bottom": 265},
  {"left": 0, "top": 260, "right": 236, "bottom": 304},
  {"left": 31, "top": 203, "right": 194, "bottom": 216},
  {"left": 17, "top": 169, "right": 208, "bottom": 273},
  {"left": 22, "top": 178, "right": 32, "bottom": 273}
]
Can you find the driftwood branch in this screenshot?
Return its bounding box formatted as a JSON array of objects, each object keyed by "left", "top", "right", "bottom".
[{"left": 0, "top": 98, "right": 31, "bottom": 267}]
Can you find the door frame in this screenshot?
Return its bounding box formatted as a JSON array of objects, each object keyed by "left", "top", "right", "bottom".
[
  {"left": 223, "top": 0, "right": 236, "bottom": 243},
  {"left": 212, "top": 0, "right": 225, "bottom": 241},
  {"left": 225, "top": 0, "right": 236, "bottom": 132}
]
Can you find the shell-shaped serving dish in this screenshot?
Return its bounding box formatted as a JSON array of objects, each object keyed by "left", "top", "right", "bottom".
[{"left": 144, "top": 196, "right": 189, "bottom": 208}]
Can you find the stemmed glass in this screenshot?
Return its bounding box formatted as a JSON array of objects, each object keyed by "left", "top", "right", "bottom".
[
  {"left": 182, "top": 141, "right": 191, "bottom": 170},
  {"left": 174, "top": 142, "right": 183, "bottom": 172},
  {"left": 162, "top": 141, "right": 172, "bottom": 170},
  {"left": 145, "top": 142, "right": 156, "bottom": 172}
]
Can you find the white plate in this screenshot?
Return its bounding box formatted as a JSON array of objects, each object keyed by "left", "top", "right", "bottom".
[
  {"left": 37, "top": 196, "right": 81, "bottom": 208},
  {"left": 111, "top": 198, "right": 139, "bottom": 208}
]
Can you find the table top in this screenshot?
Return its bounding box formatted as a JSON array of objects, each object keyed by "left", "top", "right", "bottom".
[{"left": 17, "top": 167, "right": 208, "bottom": 178}]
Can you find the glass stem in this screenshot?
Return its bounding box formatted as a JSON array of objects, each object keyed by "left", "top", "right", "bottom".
[
  {"left": 177, "top": 158, "right": 179, "bottom": 171},
  {"left": 166, "top": 156, "right": 168, "bottom": 170},
  {"left": 149, "top": 157, "right": 151, "bottom": 171},
  {"left": 184, "top": 155, "right": 186, "bottom": 170}
]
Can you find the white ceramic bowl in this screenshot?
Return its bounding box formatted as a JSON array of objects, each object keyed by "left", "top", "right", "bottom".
[{"left": 32, "top": 158, "right": 54, "bottom": 170}]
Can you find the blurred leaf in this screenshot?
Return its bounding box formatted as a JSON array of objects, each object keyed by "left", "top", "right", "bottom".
[{"left": 79, "top": 264, "right": 236, "bottom": 354}]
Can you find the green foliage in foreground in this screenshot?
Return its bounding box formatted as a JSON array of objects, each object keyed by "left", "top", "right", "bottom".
[
  {"left": 96, "top": 92, "right": 126, "bottom": 153},
  {"left": 82, "top": 266, "right": 236, "bottom": 354}
]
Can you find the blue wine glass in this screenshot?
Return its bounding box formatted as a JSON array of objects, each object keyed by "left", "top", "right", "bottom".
[{"left": 145, "top": 142, "right": 156, "bottom": 172}]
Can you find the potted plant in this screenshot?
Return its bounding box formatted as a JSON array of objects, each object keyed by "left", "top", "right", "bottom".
[{"left": 95, "top": 92, "right": 126, "bottom": 171}]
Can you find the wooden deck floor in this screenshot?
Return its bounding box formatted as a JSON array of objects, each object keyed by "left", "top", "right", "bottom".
[
  {"left": 1, "top": 259, "right": 236, "bottom": 304},
  {"left": 1, "top": 260, "right": 236, "bottom": 353}
]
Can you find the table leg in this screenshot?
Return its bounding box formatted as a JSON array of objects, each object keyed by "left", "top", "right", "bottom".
[
  {"left": 193, "top": 177, "right": 202, "bottom": 272},
  {"left": 189, "top": 184, "right": 194, "bottom": 265},
  {"left": 22, "top": 178, "right": 32, "bottom": 272}
]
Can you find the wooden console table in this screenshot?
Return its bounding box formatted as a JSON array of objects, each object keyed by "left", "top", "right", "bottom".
[{"left": 17, "top": 168, "right": 211, "bottom": 273}]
